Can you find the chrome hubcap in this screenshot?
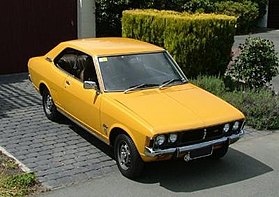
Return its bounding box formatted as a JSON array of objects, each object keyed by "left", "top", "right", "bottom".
[
  {"left": 45, "top": 94, "right": 53, "bottom": 115},
  {"left": 118, "top": 142, "right": 131, "bottom": 170}
]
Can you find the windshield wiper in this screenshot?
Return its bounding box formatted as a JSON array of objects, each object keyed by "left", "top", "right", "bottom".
[
  {"left": 124, "top": 83, "right": 158, "bottom": 94},
  {"left": 159, "top": 78, "right": 186, "bottom": 89}
]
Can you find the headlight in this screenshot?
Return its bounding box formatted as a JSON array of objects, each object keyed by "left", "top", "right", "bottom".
[
  {"left": 232, "top": 121, "right": 240, "bottom": 130},
  {"left": 223, "top": 123, "right": 230, "bottom": 133},
  {"left": 154, "top": 135, "right": 166, "bottom": 146},
  {"left": 168, "top": 133, "right": 178, "bottom": 143}
]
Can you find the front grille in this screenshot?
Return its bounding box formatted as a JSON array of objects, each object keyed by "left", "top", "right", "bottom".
[
  {"left": 179, "top": 124, "right": 224, "bottom": 145},
  {"left": 151, "top": 120, "right": 244, "bottom": 150}
]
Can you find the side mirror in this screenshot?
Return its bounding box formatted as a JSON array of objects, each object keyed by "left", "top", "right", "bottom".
[{"left": 83, "top": 81, "right": 99, "bottom": 93}]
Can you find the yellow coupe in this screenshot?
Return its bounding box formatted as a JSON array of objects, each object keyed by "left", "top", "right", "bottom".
[{"left": 28, "top": 38, "right": 245, "bottom": 178}]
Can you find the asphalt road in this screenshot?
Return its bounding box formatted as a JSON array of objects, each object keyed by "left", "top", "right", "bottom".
[
  {"left": 233, "top": 29, "right": 279, "bottom": 52},
  {"left": 40, "top": 131, "right": 279, "bottom": 197}
]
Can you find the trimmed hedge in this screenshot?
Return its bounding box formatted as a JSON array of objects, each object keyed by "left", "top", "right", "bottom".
[{"left": 122, "top": 9, "right": 237, "bottom": 77}]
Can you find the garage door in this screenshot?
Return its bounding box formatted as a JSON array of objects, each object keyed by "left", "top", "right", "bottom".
[
  {"left": 268, "top": 0, "right": 279, "bottom": 28},
  {"left": 0, "top": 0, "right": 77, "bottom": 74}
]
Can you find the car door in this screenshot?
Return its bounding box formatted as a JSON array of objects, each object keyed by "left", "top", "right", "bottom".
[
  {"left": 61, "top": 53, "right": 103, "bottom": 136},
  {"left": 53, "top": 48, "right": 79, "bottom": 110}
]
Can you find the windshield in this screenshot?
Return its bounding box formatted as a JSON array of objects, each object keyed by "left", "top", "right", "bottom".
[{"left": 98, "top": 52, "right": 187, "bottom": 92}]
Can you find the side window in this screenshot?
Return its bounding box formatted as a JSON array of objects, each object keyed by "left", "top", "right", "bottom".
[
  {"left": 54, "top": 48, "right": 98, "bottom": 83},
  {"left": 78, "top": 55, "right": 98, "bottom": 83},
  {"left": 54, "top": 49, "right": 79, "bottom": 77}
]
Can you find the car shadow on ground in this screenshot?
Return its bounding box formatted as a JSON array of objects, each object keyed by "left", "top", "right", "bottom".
[
  {"left": 136, "top": 148, "right": 273, "bottom": 192},
  {"left": 57, "top": 117, "right": 115, "bottom": 159},
  {"left": 56, "top": 117, "right": 273, "bottom": 193}
]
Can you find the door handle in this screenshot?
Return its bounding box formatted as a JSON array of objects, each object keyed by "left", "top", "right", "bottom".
[{"left": 66, "top": 80, "right": 71, "bottom": 85}]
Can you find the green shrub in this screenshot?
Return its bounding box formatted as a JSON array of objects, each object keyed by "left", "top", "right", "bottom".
[
  {"left": 183, "top": 0, "right": 215, "bottom": 13},
  {"left": 222, "top": 89, "right": 279, "bottom": 130},
  {"left": 227, "top": 37, "right": 279, "bottom": 89},
  {"left": 96, "top": 0, "right": 188, "bottom": 36},
  {"left": 214, "top": 1, "right": 259, "bottom": 34},
  {"left": 122, "top": 9, "right": 237, "bottom": 77},
  {"left": 96, "top": 0, "right": 267, "bottom": 36},
  {"left": 191, "top": 75, "right": 226, "bottom": 96},
  {"left": 249, "top": 0, "right": 268, "bottom": 19},
  {"left": 192, "top": 75, "right": 279, "bottom": 130}
]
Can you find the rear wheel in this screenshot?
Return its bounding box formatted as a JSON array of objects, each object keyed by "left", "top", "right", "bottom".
[
  {"left": 42, "top": 90, "right": 60, "bottom": 121},
  {"left": 114, "top": 134, "right": 144, "bottom": 178},
  {"left": 211, "top": 144, "right": 229, "bottom": 159}
]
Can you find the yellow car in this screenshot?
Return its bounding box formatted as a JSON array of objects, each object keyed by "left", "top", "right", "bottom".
[{"left": 28, "top": 37, "right": 245, "bottom": 178}]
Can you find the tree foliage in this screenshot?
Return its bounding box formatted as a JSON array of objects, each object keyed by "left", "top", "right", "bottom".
[
  {"left": 227, "top": 37, "right": 279, "bottom": 88},
  {"left": 96, "top": 0, "right": 267, "bottom": 36}
]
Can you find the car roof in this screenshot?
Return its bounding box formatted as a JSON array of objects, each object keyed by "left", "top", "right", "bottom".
[{"left": 61, "top": 37, "right": 164, "bottom": 56}]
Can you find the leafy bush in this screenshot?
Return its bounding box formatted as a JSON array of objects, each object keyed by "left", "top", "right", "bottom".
[
  {"left": 191, "top": 75, "right": 226, "bottom": 96},
  {"left": 222, "top": 89, "right": 279, "bottom": 130},
  {"left": 96, "top": 0, "right": 129, "bottom": 36},
  {"left": 96, "top": 0, "right": 267, "bottom": 36},
  {"left": 183, "top": 0, "right": 215, "bottom": 13},
  {"left": 227, "top": 37, "right": 279, "bottom": 88},
  {"left": 183, "top": 0, "right": 259, "bottom": 34},
  {"left": 249, "top": 0, "right": 268, "bottom": 19},
  {"left": 122, "top": 9, "right": 237, "bottom": 77},
  {"left": 96, "top": 0, "right": 188, "bottom": 36},
  {"left": 214, "top": 1, "right": 259, "bottom": 34},
  {"left": 192, "top": 75, "right": 279, "bottom": 130}
]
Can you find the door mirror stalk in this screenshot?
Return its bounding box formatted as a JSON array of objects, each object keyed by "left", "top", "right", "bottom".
[{"left": 83, "top": 81, "right": 100, "bottom": 94}]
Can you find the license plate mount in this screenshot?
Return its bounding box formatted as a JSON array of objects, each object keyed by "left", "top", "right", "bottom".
[{"left": 184, "top": 146, "right": 213, "bottom": 161}]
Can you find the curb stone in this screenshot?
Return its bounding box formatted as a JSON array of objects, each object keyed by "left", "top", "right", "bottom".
[{"left": 0, "top": 146, "right": 31, "bottom": 173}]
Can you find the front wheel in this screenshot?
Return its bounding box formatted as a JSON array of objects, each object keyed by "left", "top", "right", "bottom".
[
  {"left": 42, "top": 90, "right": 60, "bottom": 121},
  {"left": 211, "top": 143, "right": 229, "bottom": 159},
  {"left": 114, "top": 134, "right": 144, "bottom": 178}
]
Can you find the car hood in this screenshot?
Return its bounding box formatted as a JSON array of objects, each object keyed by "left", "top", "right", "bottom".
[{"left": 108, "top": 83, "right": 244, "bottom": 134}]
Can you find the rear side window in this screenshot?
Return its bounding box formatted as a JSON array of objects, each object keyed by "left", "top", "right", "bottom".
[
  {"left": 54, "top": 48, "right": 81, "bottom": 78},
  {"left": 54, "top": 48, "right": 98, "bottom": 84}
]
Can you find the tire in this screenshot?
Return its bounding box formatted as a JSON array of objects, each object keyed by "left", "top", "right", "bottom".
[
  {"left": 42, "top": 90, "right": 60, "bottom": 121},
  {"left": 114, "top": 134, "right": 144, "bottom": 178},
  {"left": 211, "top": 143, "right": 229, "bottom": 159}
]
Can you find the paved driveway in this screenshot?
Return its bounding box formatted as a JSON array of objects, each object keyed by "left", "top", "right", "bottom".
[
  {"left": 41, "top": 131, "right": 279, "bottom": 197},
  {"left": 0, "top": 74, "right": 116, "bottom": 189}
]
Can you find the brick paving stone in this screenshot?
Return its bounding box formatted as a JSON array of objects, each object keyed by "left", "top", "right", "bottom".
[{"left": 0, "top": 74, "right": 116, "bottom": 189}]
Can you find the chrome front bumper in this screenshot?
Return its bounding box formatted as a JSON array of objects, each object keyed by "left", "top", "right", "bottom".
[{"left": 144, "top": 129, "right": 244, "bottom": 157}]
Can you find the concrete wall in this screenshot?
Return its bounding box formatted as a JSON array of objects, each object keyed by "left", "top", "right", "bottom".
[{"left": 77, "top": 0, "right": 96, "bottom": 38}]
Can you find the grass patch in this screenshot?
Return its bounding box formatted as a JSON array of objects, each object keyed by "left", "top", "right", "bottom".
[
  {"left": 0, "top": 173, "right": 36, "bottom": 197},
  {"left": 0, "top": 152, "right": 39, "bottom": 197}
]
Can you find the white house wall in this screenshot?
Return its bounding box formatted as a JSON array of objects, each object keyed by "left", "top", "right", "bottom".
[{"left": 77, "top": 0, "right": 96, "bottom": 38}]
